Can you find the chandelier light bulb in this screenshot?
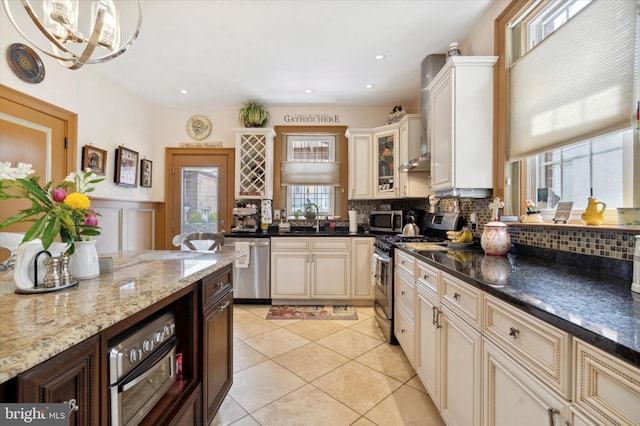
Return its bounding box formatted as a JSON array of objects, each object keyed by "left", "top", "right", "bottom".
[{"left": 2, "top": 0, "right": 142, "bottom": 70}]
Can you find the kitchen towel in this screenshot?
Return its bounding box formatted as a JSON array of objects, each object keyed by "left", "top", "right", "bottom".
[{"left": 234, "top": 241, "right": 250, "bottom": 269}]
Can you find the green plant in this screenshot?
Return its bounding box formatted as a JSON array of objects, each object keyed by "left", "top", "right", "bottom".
[
  {"left": 239, "top": 101, "right": 269, "bottom": 128},
  {"left": 207, "top": 212, "right": 217, "bottom": 223},
  {"left": 189, "top": 211, "right": 204, "bottom": 223}
]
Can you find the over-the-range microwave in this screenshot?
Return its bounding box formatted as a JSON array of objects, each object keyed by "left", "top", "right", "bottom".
[{"left": 369, "top": 210, "right": 404, "bottom": 233}]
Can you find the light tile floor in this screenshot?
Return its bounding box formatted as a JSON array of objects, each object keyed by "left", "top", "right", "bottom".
[{"left": 211, "top": 304, "right": 445, "bottom": 426}]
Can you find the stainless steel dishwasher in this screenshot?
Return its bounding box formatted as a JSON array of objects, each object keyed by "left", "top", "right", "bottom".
[{"left": 225, "top": 238, "right": 271, "bottom": 303}]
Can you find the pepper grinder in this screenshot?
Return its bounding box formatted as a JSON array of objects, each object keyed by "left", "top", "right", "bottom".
[
  {"left": 632, "top": 235, "right": 640, "bottom": 293},
  {"left": 60, "top": 254, "right": 73, "bottom": 286}
]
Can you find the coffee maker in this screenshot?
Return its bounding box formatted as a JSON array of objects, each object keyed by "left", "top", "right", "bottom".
[{"left": 232, "top": 203, "right": 258, "bottom": 232}]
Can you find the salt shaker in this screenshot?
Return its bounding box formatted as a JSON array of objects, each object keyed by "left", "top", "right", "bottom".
[
  {"left": 632, "top": 235, "right": 640, "bottom": 293},
  {"left": 43, "top": 257, "right": 61, "bottom": 288}
]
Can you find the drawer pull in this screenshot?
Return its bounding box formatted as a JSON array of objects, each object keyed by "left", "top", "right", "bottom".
[
  {"left": 401, "top": 328, "right": 406, "bottom": 334},
  {"left": 423, "top": 274, "right": 428, "bottom": 280},
  {"left": 547, "top": 407, "right": 559, "bottom": 426},
  {"left": 509, "top": 327, "right": 520, "bottom": 338},
  {"left": 453, "top": 292, "right": 460, "bottom": 300},
  {"left": 401, "top": 290, "right": 406, "bottom": 295}
]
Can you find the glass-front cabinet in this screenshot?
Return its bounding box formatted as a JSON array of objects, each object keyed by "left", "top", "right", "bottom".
[
  {"left": 374, "top": 129, "right": 399, "bottom": 198},
  {"left": 235, "top": 128, "right": 275, "bottom": 199}
]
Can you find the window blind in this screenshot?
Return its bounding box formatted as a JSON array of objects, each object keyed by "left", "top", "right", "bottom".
[
  {"left": 280, "top": 162, "right": 341, "bottom": 186},
  {"left": 508, "top": 0, "right": 639, "bottom": 162}
]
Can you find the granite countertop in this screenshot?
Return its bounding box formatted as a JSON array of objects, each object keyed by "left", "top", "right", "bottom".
[
  {"left": 396, "top": 244, "right": 640, "bottom": 368},
  {"left": 0, "top": 249, "right": 242, "bottom": 383},
  {"left": 224, "top": 231, "right": 373, "bottom": 238}
]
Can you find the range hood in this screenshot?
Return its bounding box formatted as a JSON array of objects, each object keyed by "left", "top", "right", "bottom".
[
  {"left": 398, "top": 154, "right": 430, "bottom": 172},
  {"left": 399, "top": 54, "right": 446, "bottom": 173},
  {"left": 434, "top": 188, "right": 492, "bottom": 199}
]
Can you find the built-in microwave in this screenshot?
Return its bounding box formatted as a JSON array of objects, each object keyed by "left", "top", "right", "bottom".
[{"left": 370, "top": 210, "right": 403, "bottom": 233}]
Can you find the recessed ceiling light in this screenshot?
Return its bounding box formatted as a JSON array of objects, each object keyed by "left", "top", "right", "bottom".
[
  {"left": 304, "top": 89, "right": 313, "bottom": 93},
  {"left": 365, "top": 84, "right": 375, "bottom": 89},
  {"left": 375, "top": 54, "right": 386, "bottom": 60},
  {"left": 180, "top": 89, "right": 188, "bottom": 94}
]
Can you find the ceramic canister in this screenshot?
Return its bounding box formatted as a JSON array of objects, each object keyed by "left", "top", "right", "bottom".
[{"left": 480, "top": 221, "right": 511, "bottom": 256}]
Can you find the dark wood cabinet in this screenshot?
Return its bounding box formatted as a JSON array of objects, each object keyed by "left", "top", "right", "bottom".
[
  {"left": 168, "top": 383, "right": 202, "bottom": 426},
  {"left": 200, "top": 265, "right": 233, "bottom": 425},
  {"left": 17, "top": 335, "right": 100, "bottom": 426}
]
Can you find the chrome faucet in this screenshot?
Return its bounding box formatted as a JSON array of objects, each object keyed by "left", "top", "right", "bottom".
[{"left": 305, "top": 200, "right": 320, "bottom": 232}]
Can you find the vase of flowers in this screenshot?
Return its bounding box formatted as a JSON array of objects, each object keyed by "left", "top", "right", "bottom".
[{"left": 0, "top": 162, "right": 104, "bottom": 283}]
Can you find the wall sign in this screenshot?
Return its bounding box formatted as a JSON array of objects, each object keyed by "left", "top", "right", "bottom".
[{"left": 283, "top": 114, "right": 340, "bottom": 124}]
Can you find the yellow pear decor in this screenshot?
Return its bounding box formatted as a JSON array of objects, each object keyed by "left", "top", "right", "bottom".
[{"left": 581, "top": 197, "right": 606, "bottom": 226}]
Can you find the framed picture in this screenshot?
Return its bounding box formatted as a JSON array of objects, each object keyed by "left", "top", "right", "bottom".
[
  {"left": 114, "top": 146, "right": 138, "bottom": 187},
  {"left": 140, "top": 158, "right": 152, "bottom": 188},
  {"left": 81, "top": 145, "right": 107, "bottom": 176},
  {"left": 553, "top": 201, "right": 574, "bottom": 224}
]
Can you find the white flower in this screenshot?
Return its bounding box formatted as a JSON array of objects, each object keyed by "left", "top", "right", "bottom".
[
  {"left": 0, "top": 162, "right": 35, "bottom": 180},
  {"left": 64, "top": 169, "right": 98, "bottom": 193}
]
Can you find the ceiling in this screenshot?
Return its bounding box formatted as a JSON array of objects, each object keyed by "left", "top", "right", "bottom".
[{"left": 92, "top": 0, "right": 495, "bottom": 109}]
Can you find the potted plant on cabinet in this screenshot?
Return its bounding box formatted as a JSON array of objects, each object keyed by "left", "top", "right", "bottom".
[{"left": 239, "top": 101, "right": 269, "bottom": 128}]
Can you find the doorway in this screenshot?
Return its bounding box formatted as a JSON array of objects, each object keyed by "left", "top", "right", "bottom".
[
  {"left": 165, "top": 148, "right": 234, "bottom": 249},
  {"left": 0, "top": 85, "right": 76, "bottom": 232}
]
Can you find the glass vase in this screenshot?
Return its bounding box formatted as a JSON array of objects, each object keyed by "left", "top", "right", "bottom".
[{"left": 70, "top": 240, "right": 100, "bottom": 280}]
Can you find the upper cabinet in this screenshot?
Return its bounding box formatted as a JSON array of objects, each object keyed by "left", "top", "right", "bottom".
[
  {"left": 373, "top": 127, "right": 400, "bottom": 198},
  {"left": 346, "top": 114, "right": 430, "bottom": 200},
  {"left": 346, "top": 129, "right": 373, "bottom": 200},
  {"left": 427, "top": 56, "right": 498, "bottom": 192},
  {"left": 235, "top": 128, "right": 275, "bottom": 200}
]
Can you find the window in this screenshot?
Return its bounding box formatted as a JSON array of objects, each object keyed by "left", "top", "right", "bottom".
[
  {"left": 285, "top": 135, "right": 336, "bottom": 216},
  {"left": 273, "top": 126, "right": 348, "bottom": 220},
  {"left": 499, "top": 0, "right": 639, "bottom": 217},
  {"left": 529, "top": 129, "right": 630, "bottom": 211}
]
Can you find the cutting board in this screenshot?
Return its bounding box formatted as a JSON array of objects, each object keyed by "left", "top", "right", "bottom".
[{"left": 404, "top": 242, "right": 449, "bottom": 251}]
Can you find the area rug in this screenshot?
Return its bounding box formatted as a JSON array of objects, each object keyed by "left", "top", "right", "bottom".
[{"left": 266, "top": 305, "right": 358, "bottom": 320}]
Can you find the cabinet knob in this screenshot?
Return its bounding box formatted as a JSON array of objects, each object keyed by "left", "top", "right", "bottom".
[
  {"left": 509, "top": 327, "right": 520, "bottom": 338},
  {"left": 401, "top": 290, "right": 406, "bottom": 295},
  {"left": 453, "top": 292, "right": 461, "bottom": 300},
  {"left": 401, "top": 329, "right": 406, "bottom": 334}
]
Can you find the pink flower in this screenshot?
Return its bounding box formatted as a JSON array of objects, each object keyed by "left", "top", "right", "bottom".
[
  {"left": 52, "top": 188, "right": 67, "bottom": 202},
  {"left": 84, "top": 213, "right": 98, "bottom": 227}
]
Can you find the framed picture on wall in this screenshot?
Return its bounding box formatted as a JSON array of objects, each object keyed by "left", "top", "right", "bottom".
[
  {"left": 140, "top": 158, "right": 152, "bottom": 188},
  {"left": 81, "top": 145, "right": 107, "bottom": 176},
  {"left": 114, "top": 146, "right": 138, "bottom": 187}
]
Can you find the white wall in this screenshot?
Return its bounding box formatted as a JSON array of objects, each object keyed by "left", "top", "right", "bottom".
[{"left": 461, "top": 0, "right": 511, "bottom": 56}]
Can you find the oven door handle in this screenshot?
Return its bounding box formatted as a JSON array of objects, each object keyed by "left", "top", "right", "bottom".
[{"left": 119, "top": 336, "right": 176, "bottom": 392}]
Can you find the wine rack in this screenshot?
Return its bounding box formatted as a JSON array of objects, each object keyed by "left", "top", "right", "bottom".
[{"left": 235, "top": 129, "right": 275, "bottom": 199}]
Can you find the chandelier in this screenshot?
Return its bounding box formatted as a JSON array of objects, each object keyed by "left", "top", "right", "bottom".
[{"left": 2, "top": 0, "right": 142, "bottom": 70}]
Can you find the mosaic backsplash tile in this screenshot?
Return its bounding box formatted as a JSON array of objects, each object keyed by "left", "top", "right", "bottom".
[{"left": 348, "top": 198, "right": 639, "bottom": 262}]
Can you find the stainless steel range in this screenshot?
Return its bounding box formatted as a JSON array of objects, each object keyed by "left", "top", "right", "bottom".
[
  {"left": 108, "top": 311, "right": 177, "bottom": 426},
  {"left": 372, "top": 212, "right": 460, "bottom": 344}
]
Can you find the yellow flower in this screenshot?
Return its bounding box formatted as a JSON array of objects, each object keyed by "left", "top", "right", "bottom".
[{"left": 63, "top": 192, "right": 90, "bottom": 210}]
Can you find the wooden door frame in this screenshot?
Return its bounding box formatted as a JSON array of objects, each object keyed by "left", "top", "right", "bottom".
[
  {"left": 0, "top": 84, "right": 77, "bottom": 174},
  {"left": 164, "top": 148, "right": 235, "bottom": 249}
]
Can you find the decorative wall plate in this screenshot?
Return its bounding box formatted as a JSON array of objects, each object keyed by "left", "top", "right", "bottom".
[
  {"left": 7, "top": 43, "right": 45, "bottom": 84},
  {"left": 187, "top": 115, "right": 212, "bottom": 140}
]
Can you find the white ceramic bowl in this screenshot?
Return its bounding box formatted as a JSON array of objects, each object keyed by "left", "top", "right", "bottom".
[{"left": 617, "top": 208, "right": 640, "bottom": 226}]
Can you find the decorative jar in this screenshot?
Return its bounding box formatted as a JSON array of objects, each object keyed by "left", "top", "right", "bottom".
[{"left": 480, "top": 221, "right": 511, "bottom": 256}]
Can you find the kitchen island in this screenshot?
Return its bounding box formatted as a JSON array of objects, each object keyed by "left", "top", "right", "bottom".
[{"left": 0, "top": 248, "right": 242, "bottom": 426}]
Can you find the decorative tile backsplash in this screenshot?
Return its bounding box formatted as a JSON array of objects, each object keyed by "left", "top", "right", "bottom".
[{"left": 348, "top": 198, "right": 639, "bottom": 262}]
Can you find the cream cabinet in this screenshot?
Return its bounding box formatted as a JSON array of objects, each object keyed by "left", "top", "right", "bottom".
[
  {"left": 397, "top": 114, "right": 430, "bottom": 198},
  {"left": 394, "top": 250, "right": 416, "bottom": 366},
  {"left": 427, "top": 57, "right": 497, "bottom": 192},
  {"left": 271, "top": 237, "right": 350, "bottom": 300},
  {"left": 235, "top": 128, "right": 275, "bottom": 199},
  {"left": 416, "top": 261, "right": 441, "bottom": 408},
  {"left": 346, "top": 129, "right": 373, "bottom": 200},
  {"left": 439, "top": 272, "right": 482, "bottom": 426},
  {"left": 483, "top": 294, "right": 572, "bottom": 399},
  {"left": 483, "top": 339, "right": 569, "bottom": 426},
  {"left": 351, "top": 237, "right": 374, "bottom": 299},
  {"left": 573, "top": 338, "right": 640, "bottom": 426}
]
